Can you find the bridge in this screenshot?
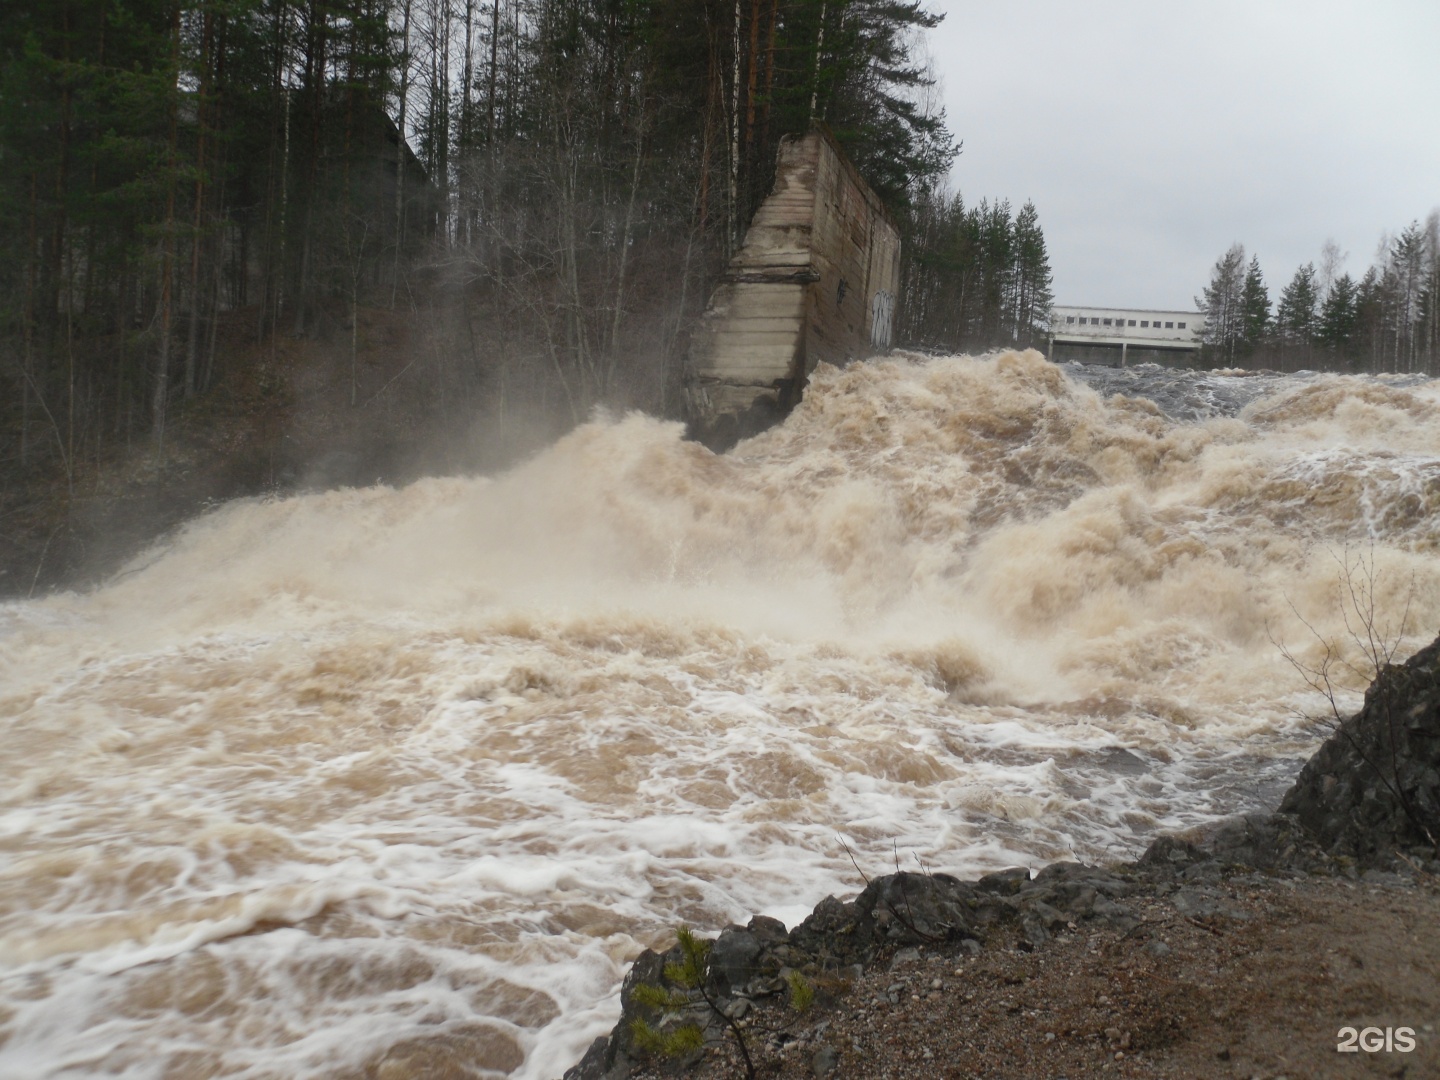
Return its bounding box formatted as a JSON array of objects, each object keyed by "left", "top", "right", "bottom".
[{"left": 1049, "top": 306, "right": 1205, "bottom": 366}]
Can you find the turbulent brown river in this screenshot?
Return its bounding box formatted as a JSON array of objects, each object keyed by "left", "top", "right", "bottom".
[{"left": 3, "top": 351, "right": 1439, "bottom": 1078}]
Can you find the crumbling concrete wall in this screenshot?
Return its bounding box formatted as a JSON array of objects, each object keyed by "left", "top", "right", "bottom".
[{"left": 684, "top": 130, "right": 901, "bottom": 449}]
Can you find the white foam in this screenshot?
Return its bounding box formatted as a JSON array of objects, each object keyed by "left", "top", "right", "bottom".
[{"left": 2, "top": 352, "right": 1438, "bottom": 1078}]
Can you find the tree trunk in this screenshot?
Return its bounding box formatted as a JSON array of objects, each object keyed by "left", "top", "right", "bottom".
[
  {"left": 743, "top": 0, "right": 761, "bottom": 210},
  {"left": 66, "top": 233, "right": 75, "bottom": 498},
  {"left": 276, "top": 84, "right": 291, "bottom": 353},
  {"left": 22, "top": 173, "right": 38, "bottom": 467},
  {"left": 608, "top": 101, "right": 647, "bottom": 382},
  {"left": 351, "top": 224, "right": 366, "bottom": 406},
  {"left": 186, "top": 6, "right": 216, "bottom": 398},
  {"left": 728, "top": 0, "right": 741, "bottom": 254},
  {"left": 294, "top": 0, "right": 327, "bottom": 336},
  {"left": 458, "top": 0, "right": 477, "bottom": 242},
  {"left": 153, "top": 5, "right": 181, "bottom": 457},
  {"left": 810, "top": 2, "right": 827, "bottom": 120},
  {"left": 114, "top": 253, "right": 129, "bottom": 445},
  {"left": 460, "top": 0, "right": 475, "bottom": 149},
  {"left": 699, "top": 38, "right": 718, "bottom": 235},
  {"left": 257, "top": 0, "right": 290, "bottom": 344},
  {"left": 392, "top": 0, "right": 412, "bottom": 305},
  {"left": 757, "top": 0, "right": 778, "bottom": 163},
  {"left": 486, "top": 0, "right": 500, "bottom": 145},
  {"left": 561, "top": 141, "right": 590, "bottom": 404}
]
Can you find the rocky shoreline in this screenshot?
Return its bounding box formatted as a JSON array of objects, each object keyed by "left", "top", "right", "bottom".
[{"left": 563, "top": 636, "right": 1440, "bottom": 1080}]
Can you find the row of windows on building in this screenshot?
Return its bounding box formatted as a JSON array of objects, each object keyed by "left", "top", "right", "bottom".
[{"left": 1065, "top": 316, "right": 1185, "bottom": 329}]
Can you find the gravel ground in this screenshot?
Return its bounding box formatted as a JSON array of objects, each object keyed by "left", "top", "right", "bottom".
[{"left": 622, "top": 873, "right": 1440, "bottom": 1080}]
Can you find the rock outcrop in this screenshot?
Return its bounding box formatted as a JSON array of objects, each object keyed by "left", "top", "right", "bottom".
[
  {"left": 563, "top": 865, "right": 1151, "bottom": 1080},
  {"left": 1277, "top": 634, "right": 1440, "bottom": 865}
]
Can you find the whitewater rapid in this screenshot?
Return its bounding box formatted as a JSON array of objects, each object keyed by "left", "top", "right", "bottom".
[{"left": 2, "top": 351, "right": 1438, "bottom": 1078}]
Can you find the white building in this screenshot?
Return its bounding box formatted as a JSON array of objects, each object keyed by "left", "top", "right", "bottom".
[{"left": 1049, "top": 305, "right": 1205, "bottom": 366}]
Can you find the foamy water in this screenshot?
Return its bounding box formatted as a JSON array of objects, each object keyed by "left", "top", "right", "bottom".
[{"left": 2, "top": 351, "right": 1438, "bottom": 1078}]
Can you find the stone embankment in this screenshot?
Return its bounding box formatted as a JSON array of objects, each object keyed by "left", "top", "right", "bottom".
[{"left": 564, "top": 636, "right": 1440, "bottom": 1080}]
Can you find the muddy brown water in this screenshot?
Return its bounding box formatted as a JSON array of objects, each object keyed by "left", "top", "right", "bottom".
[{"left": 2, "top": 351, "right": 1437, "bottom": 1078}]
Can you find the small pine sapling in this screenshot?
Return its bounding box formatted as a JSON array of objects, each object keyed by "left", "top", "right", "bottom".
[
  {"left": 629, "top": 927, "right": 709, "bottom": 1056},
  {"left": 629, "top": 926, "right": 756, "bottom": 1080},
  {"left": 785, "top": 969, "right": 815, "bottom": 1012}
]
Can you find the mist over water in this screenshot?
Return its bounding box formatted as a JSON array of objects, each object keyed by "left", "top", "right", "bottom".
[{"left": 3, "top": 350, "right": 1438, "bottom": 1078}]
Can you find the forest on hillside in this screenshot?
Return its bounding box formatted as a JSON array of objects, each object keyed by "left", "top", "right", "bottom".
[{"left": 0, "top": 0, "right": 1058, "bottom": 594}]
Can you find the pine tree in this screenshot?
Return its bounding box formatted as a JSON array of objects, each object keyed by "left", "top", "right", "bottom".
[
  {"left": 1276, "top": 264, "right": 1317, "bottom": 343},
  {"left": 1354, "top": 265, "right": 1389, "bottom": 371},
  {"left": 1275, "top": 262, "right": 1318, "bottom": 366},
  {"left": 1421, "top": 211, "right": 1440, "bottom": 375},
  {"left": 1388, "top": 221, "right": 1427, "bottom": 372},
  {"left": 896, "top": 187, "right": 1054, "bottom": 353},
  {"left": 1240, "top": 254, "right": 1270, "bottom": 357},
  {"left": 1196, "top": 243, "right": 1246, "bottom": 365},
  {"left": 973, "top": 197, "right": 1013, "bottom": 344},
  {"left": 1010, "top": 199, "right": 1053, "bottom": 347},
  {"left": 1317, "top": 272, "right": 1359, "bottom": 363},
  {"left": 794, "top": 0, "right": 959, "bottom": 206}
]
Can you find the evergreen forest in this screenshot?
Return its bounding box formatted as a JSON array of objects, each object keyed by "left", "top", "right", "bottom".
[
  {"left": 1195, "top": 220, "right": 1440, "bottom": 374},
  {"left": 1, "top": 0, "right": 1056, "bottom": 595}
]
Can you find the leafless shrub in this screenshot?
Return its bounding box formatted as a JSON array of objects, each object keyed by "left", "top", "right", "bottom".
[{"left": 1269, "top": 544, "right": 1435, "bottom": 850}]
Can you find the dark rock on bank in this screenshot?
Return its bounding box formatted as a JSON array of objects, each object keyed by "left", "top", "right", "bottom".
[
  {"left": 708, "top": 915, "right": 788, "bottom": 996},
  {"left": 563, "top": 867, "right": 1147, "bottom": 1079},
  {"left": 567, "top": 950, "right": 671, "bottom": 1080},
  {"left": 1277, "top": 634, "right": 1440, "bottom": 864},
  {"left": 1138, "top": 811, "right": 1334, "bottom": 877}
]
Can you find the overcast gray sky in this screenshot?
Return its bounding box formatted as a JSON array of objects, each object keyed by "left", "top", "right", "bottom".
[{"left": 927, "top": 1, "right": 1440, "bottom": 311}]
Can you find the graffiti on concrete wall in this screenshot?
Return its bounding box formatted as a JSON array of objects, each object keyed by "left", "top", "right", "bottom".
[{"left": 870, "top": 290, "right": 894, "bottom": 350}]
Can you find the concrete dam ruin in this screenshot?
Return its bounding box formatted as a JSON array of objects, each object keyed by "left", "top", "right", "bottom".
[{"left": 683, "top": 129, "right": 901, "bottom": 449}]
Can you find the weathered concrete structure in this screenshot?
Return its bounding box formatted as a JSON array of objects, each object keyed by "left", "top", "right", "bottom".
[{"left": 684, "top": 130, "right": 901, "bottom": 448}]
